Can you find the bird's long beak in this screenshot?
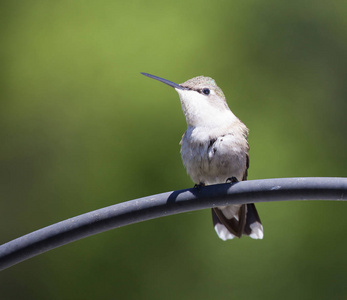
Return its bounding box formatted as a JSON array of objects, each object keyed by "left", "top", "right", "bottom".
[{"left": 141, "top": 73, "right": 188, "bottom": 90}]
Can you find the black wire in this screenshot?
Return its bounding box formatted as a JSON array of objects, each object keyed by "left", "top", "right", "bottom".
[{"left": 0, "top": 177, "right": 346, "bottom": 271}]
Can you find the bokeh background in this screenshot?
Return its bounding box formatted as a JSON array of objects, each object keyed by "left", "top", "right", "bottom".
[{"left": 1, "top": 1, "right": 346, "bottom": 299}]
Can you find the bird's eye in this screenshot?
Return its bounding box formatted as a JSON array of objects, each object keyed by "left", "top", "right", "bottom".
[{"left": 202, "top": 88, "right": 210, "bottom": 95}]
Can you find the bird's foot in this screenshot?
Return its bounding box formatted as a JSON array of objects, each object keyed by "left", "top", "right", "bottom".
[
  {"left": 194, "top": 182, "right": 205, "bottom": 189},
  {"left": 226, "top": 177, "right": 239, "bottom": 183}
]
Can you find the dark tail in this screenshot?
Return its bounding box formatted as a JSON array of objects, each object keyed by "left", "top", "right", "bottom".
[{"left": 212, "top": 204, "right": 263, "bottom": 240}]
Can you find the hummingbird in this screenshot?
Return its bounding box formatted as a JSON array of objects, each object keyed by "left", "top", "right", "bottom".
[{"left": 141, "top": 73, "right": 263, "bottom": 240}]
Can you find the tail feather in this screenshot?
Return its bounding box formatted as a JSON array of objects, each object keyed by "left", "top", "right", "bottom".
[
  {"left": 212, "top": 204, "right": 263, "bottom": 241},
  {"left": 243, "top": 204, "right": 263, "bottom": 239}
]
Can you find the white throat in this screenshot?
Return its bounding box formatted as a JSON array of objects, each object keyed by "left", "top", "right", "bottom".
[{"left": 175, "top": 89, "right": 235, "bottom": 128}]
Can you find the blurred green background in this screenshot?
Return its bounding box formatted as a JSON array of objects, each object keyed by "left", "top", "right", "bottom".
[{"left": 1, "top": 0, "right": 346, "bottom": 299}]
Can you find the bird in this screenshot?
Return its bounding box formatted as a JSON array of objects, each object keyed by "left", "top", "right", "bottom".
[{"left": 141, "top": 72, "right": 263, "bottom": 241}]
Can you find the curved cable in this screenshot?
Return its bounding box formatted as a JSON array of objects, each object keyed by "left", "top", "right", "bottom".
[{"left": 0, "top": 177, "right": 346, "bottom": 271}]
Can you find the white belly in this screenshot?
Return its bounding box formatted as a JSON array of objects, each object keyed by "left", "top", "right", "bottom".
[{"left": 180, "top": 127, "right": 248, "bottom": 185}]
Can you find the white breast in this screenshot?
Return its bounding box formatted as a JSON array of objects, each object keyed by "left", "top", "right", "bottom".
[{"left": 180, "top": 126, "right": 248, "bottom": 185}]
